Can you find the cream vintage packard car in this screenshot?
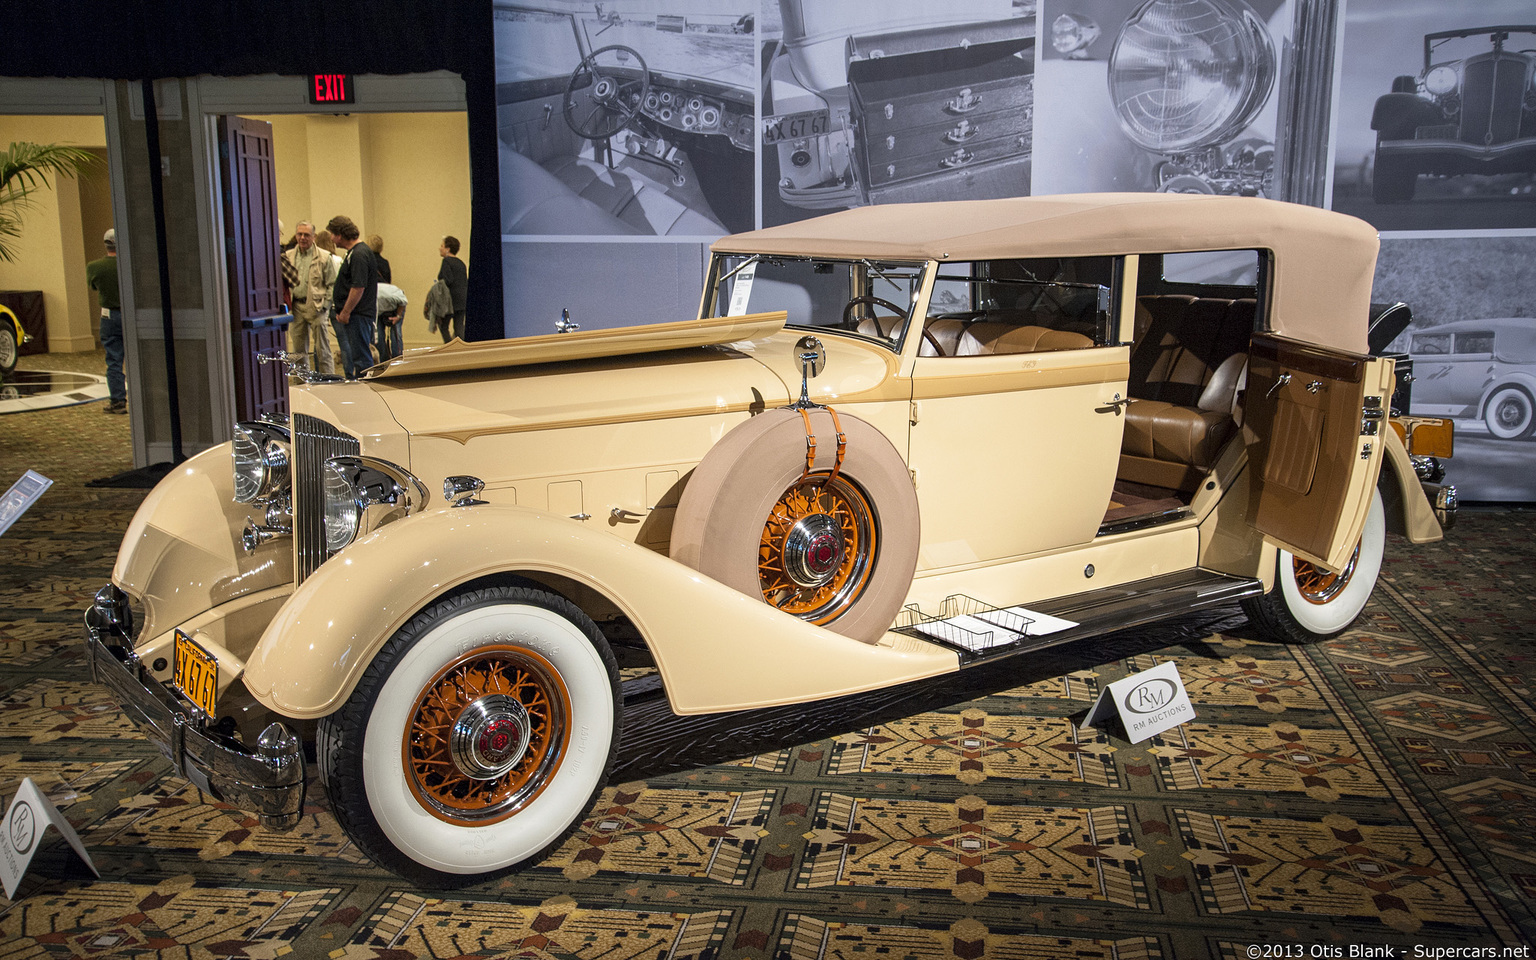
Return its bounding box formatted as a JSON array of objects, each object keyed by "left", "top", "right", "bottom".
[{"left": 86, "top": 193, "right": 1456, "bottom": 884}]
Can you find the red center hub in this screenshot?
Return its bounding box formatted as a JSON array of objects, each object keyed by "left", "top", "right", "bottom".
[{"left": 477, "top": 717, "right": 521, "bottom": 764}]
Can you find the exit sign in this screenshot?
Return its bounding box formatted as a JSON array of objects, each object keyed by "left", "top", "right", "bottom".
[{"left": 308, "top": 73, "right": 354, "bottom": 105}]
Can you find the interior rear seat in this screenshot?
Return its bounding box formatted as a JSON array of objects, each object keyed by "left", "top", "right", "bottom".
[{"left": 1119, "top": 297, "right": 1254, "bottom": 491}]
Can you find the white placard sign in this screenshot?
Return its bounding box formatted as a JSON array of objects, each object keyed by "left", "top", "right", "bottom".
[
  {"left": 1, "top": 778, "right": 99, "bottom": 899},
  {"left": 0, "top": 470, "right": 52, "bottom": 538},
  {"left": 725, "top": 261, "right": 756, "bottom": 317},
  {"left": 1079, "top": 660, "right": 1195, "bottom": 744}
]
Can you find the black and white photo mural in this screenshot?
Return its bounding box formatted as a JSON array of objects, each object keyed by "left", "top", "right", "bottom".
[
  {"left": 1328, "top": 0, "right": 1536, "bottom": 501},
  {"left": 1329, "top": 0, "right": 1536, "bottom": 231},
  {"left": 1033, "top": 0, "right": 1289, "bottom": 197}
]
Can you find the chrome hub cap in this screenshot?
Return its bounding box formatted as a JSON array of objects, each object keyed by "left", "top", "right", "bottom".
[
  {"left": 783, "top": 513, "right": 844, "bottom": 588},
  {"left": 450, "top": 694, "right": 531, "bottom": 780}
]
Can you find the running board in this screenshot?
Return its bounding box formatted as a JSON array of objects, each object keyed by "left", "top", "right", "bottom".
[{"left": 920, "top": 569, "right": 1262, "bottom": 666}]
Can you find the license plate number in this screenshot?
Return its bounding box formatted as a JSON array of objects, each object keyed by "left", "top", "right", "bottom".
[
  {"left": 173, "top": 629, "right": 219, "bottom": 717},
  {"left": 763, "top": 109, "right": 830, "bottom": 145}
]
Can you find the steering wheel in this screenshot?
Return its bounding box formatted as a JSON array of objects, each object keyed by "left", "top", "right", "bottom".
[
  {"left": 841, "top": 296, "right": 944, "bottom": 354},
  {"left": 564, "top": 45, "right": 651, "bottom": 142}
]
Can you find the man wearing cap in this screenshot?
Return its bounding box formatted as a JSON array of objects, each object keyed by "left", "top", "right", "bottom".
[{"left": 85, "top": 228, "right": 126, "bottom": 413}]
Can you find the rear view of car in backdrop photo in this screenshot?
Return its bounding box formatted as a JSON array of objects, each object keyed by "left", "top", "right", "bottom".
[
  {"left": 1370, "top": 24, "right": 1536, "bottom": 204},
  {"left": 86, "top": 193, "right": 1456, "bottom": 885}
]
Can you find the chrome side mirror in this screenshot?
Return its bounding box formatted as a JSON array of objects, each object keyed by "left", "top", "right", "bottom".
[{"left": 792, "top": 335, "right": 827, "bottom": 409}]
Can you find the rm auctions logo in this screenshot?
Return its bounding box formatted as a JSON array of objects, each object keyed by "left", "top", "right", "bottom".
[
  {"left": 8, "top": 800, "right": 36, "bottom": 856},
  {"left": 1125, "top": 677, "right": 1177, "bottom": 715}
]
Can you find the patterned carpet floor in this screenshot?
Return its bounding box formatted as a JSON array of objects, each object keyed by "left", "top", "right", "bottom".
[{"left": 1, "top": 352, "right": 1533, "bottom": 959}]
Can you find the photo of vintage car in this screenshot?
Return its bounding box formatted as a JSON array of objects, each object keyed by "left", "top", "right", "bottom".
[
  {"left": 1407, "top": 316, "right": 1536, "bottom": 440},
  {"left": 1370, "top": 25, "right": 1536, "bottom": 204},
  {"left": 495, "top": 1, "right": 755, "bottom": 236},
  {"left": 761, "top": 0, "right": 1036, "bottom": 223},
  {"left": 85, "top": 193, "right": 1455, "bottom": 885}
]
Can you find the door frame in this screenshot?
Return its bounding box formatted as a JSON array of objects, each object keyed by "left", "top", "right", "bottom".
[{"left": 192, "top": 72, "right": 467, "bottom": 447}]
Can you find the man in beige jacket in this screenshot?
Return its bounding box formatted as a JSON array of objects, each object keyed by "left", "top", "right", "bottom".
[{"left": 282, "top": 221, "right": 337, "bottom": 374}]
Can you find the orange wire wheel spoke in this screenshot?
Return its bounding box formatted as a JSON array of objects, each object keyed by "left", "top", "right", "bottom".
[
  {"left": 403, "top": 644, "right": 571, "bottom": 826},
  {"left": 757, "top": 473, "right": 877, "bottom": 624},
  {"left": 1292, "top": 542, "right": 1360, "bottom": 606}
]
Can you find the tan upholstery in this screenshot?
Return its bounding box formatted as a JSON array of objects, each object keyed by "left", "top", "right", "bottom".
[
  {"left": 1119, "top": 294, "right": 1254, "bottom": 491},
  {"left": 957, "top": 323, "right": 1093, "bottom": 356}
]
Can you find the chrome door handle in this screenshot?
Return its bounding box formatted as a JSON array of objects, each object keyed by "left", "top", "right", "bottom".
[{"left": 1266, "top": 372, "right": 1292, "bottom": 398}]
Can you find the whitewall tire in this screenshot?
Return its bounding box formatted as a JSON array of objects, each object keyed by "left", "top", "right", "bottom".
[
  {"left": 1243, "top": 488, "right": 1386, "bottom": 644},
  {"left": 319, "top": 586, "right": 619, "bottom": 884}
]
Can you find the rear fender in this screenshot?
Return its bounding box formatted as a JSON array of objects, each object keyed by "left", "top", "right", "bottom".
[
  {"left": 1380, "top": 427, "right": 1445, "bottom": 544},
  {"left": 241, "top": 504, "right": 957, "bottom": 719}
]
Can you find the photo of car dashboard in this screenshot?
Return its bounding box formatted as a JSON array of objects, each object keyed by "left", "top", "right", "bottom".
[{"left": 641, "top": 81, "right": 754, "bottom": 150}]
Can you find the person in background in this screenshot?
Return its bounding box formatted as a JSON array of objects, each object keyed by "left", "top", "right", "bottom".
[
  {"left": 325, "top": 215, "right": 379, "bottom": 379},
  {"left": 368, "top": 234, "right": 393, "bottom": 350},
  {"left": 85, "top": 228, "right": 126, "bottom": 414},
  {"left": 367, "top": 234, "right": 391, "bottom": 284},
  {"left": 437, "top": 235, "right": 468, "bottom": 343},
  {"left": 375, "top": 282, "right": 408, "bottom": 361},
  {"left": 283, "top": 220, "right": 337, "bottom": 375}
]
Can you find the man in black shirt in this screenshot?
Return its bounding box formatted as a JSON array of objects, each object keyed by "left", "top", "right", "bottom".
[
  {"left": 437, "top": 235, "right": 468, "bottom": 342},
  {"left": 326, "top": 215, "right": 378, "bottom": 378}
]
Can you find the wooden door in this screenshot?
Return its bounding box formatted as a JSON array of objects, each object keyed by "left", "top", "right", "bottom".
[{"left": 219, "top": 115, "right": 289, "bottom": 422}]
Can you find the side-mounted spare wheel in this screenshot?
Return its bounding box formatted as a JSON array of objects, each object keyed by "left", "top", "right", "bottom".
[
  {"left": 318, "top": 585, "right": 620, "bottom": 885},
  {"left": 1243, "top": 488, "right": 1386, "bottom": 644},
  {"left": 671, "top": 406, "right": 920, "bottom": 644}
]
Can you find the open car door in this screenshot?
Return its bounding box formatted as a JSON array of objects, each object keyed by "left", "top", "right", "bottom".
[{"left": 1243, "top": 333, "right": 1395, "bottom": 572}]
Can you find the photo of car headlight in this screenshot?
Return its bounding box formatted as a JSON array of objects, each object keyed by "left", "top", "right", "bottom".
[
  {"left": 1107, "top": 0, "right": 1275, "bottom": 153},
  {"left": 231, "top": 421, "right": 290, "bottom": 504},
  {"left": 321, "top": 455, "right": 429, "bottom": 556},
  {"left": 1424, "top": 65, "right": 1458, "bottom": 96}
]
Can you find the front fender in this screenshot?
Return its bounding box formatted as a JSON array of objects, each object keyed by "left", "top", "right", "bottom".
[
  {"left": 242, "top": 504, "right": 958, "bottom": 720},
  {"left": 114, "top": 444, "right": 293, "bottom": 646}
]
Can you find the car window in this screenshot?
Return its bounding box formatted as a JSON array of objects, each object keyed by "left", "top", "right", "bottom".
[
  {"left": 1454, "top": 332, "right": 1494, "bottom": 355},
  {"left": 1161, "top": 250, "right": 1259, "bottom": 287},
  {"left": 1412, "top": 332, "right": 1451, "bottom": 355},
  {"left": 922, "top": 257, "right": 1112, "bottom": 356},
  {"left": 709, "top": 255, "right": 924, "bottom": 345}
]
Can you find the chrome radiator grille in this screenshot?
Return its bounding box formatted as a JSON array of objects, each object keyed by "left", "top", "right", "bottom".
[{"left": 292, "top": 413, "right": 360, "bottom": 583}]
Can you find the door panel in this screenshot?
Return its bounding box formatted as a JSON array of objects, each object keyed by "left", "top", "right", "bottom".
[
  {"left": 907, "top": 346, "right": 1128, "bottom": 571},
  {"left": 1244, "top": 333, "right": 1393, "bottom": 570}
]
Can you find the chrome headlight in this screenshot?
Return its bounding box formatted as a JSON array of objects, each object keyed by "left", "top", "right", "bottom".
[
  {"left": 321, "top": 455, "right": 429, "bottom": 556},
  {"left": 1107, "top": 0, "right": 1275, "bottom": 153},
  {"left": 232, "top": 421, "right": 291, "bottom": 504},
  {"left": 1424, "top": 66, "right": 1458, "bottom": 97}
]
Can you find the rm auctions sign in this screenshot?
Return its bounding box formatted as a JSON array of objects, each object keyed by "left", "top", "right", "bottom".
[{"left": 1080, "top": 660, "right": 1195, "bottom": 744}]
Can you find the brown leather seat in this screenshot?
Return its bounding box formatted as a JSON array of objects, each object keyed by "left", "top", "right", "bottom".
[{"left": 1120, "top": 297, "right": 1254, "bottom": 491}]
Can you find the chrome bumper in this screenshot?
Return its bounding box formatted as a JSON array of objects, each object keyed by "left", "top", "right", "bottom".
[
  {"left": 83, "top": 584, "right": 305, "bottom": 831},
  {"left": 1425, "top": 482, "right": 1457, "bottom": 531}
]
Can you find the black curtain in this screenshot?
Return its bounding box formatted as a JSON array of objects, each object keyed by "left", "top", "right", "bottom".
[{"left": 8, "top": 0, "right": 502, "bottom": 340}]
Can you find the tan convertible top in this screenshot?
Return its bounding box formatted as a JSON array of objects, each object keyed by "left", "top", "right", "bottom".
[{"left": 714, "top": 194, "right": 1381, "bottom": 354}]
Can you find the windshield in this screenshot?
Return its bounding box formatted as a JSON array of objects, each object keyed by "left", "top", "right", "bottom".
[
  {"left": 1425, "top": 27, "right": 1536, "bottom": 71},
  {"left": 709, "top": 255, "right": 927, "bottom": 349},
  {"left": 495, "top": 2, "right": 755, "bottom": 89}
]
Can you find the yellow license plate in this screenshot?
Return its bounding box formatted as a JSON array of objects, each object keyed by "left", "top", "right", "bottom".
[{"left": 173, "top": 629, "right": 219, "bottom": 716}]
